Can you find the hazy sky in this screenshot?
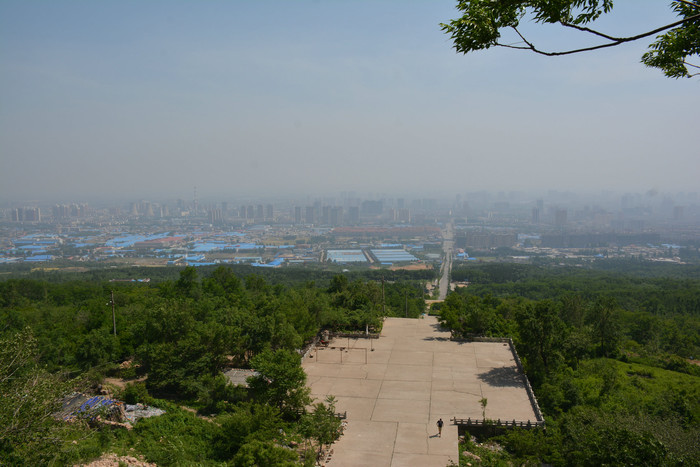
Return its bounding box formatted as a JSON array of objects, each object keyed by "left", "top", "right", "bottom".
[{"left": 1, "top": 1, "right": 698, "bottom": 202}]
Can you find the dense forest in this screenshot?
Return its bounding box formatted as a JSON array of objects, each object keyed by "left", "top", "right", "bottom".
[
  {"left": 2, "top": 261, "right": 699, "bottom": 465},
  {"left": 440, "top": 262, "right": 700, "bottom": 465},
  {"left": 0, "top": 265, "right": 427, "bottom": 465}
]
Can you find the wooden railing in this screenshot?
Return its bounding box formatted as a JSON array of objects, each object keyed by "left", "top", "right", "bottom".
[{"left": 451, "top": 417, "right": 545, "bottom": 429}]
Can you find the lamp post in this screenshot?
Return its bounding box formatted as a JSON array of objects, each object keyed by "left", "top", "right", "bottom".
[{"left": 108, "top": 290, "right": 116, "bottom": 336}]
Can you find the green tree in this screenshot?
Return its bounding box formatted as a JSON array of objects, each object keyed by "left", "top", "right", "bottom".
[
  {"left": 300, "top": 396, "right": 343, "bottom": 457},
  {"left": 214, "top": 403, "right": 286, "bottom": 460},
  {"left": 175, "top": 266, "right": 202, "bottom": 299},
  {"left": 516, "top": 300, "right": 567, "bottom": 386},
  {"left": 559, "top": 407, "right": 669, "bottom": 465},
  {"left": 248, "top": 349, "right": 311, "bottom": 416},
  {"left": 587, "top": 297, "right": 621, "bottom": 358},
  {"left": 233, "top": 439, "right": 298, "bottom": 467},
  {"left": 137, "top": 304, "right": 227, "bottom": 397},
  {"left": 442, "top": 0, "right": 700, "bottom": 78},
  {"left": 0, "top": 329, "right": 87, "bottom": 465}
]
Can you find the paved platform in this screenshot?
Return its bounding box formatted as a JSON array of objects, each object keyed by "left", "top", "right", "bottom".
[{"left": 302, "top": 316, "right": 537, "bottom": 467}]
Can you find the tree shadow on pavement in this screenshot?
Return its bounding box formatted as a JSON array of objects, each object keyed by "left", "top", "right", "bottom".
[{"left": 476, "top": 367, "right": 523, "bottom": 388}]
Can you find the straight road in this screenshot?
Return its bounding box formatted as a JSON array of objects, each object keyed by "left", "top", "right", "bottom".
[{"left": 438, "top": 221, "right": 453, "bottom": 300}]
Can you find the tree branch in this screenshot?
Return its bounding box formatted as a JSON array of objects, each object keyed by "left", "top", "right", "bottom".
[
  {"left": 511, "top": 26, "right": 538, "bottom": 52},
  {"left": 499, "top": 12, "right": 700, "bottom": 57},
  {"left": 560, "top": 22, "right": 625, "bottom": 41},
  {"left": 677, "top": 0, "right": 700, "bottom": 10}
]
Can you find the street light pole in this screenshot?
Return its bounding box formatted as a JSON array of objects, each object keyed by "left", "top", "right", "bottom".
[{"left": 109, "top": 290, "right": 116, "bottom": 336}]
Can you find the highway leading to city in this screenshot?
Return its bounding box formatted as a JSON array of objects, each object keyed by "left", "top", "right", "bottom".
[{"left": 438, "top": 221, "right": 453, "bottom": 301}]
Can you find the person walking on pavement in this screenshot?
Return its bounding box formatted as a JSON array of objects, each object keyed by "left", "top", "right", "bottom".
[{"left": 437, "top": 418, "right": 444, "bottom": 437}]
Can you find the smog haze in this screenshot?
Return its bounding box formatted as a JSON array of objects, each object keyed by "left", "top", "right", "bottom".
[{"left": 1, "top": 1, "right": 698, "bottom": 202}]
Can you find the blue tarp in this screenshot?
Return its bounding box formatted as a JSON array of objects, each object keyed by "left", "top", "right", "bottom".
[{"left": 252, "top": 257, "right": 284, "bottom": 267}]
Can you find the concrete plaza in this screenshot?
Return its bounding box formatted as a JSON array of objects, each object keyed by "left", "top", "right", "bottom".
[{"left": 302, "top": 316, "right": 537, "bottom": 467}]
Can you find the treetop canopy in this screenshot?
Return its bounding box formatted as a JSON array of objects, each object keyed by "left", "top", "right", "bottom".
[{"left": 442, "top": 0, "right": 700, "bottom": 78}]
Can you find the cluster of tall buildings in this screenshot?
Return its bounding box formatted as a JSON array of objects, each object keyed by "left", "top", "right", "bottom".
[
  {"left": 10, "top": 207, "right": 41, "bottom": 222},
  {"left": 290, "top": 200, "right": 415, "bottom": 226},
  {"left": 53, "top": 203, "right": 90, "bottom": 218}
]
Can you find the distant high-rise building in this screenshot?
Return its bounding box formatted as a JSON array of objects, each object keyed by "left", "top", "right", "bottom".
[
  {"left": 305, "top": 206, "right": 315, "bottom": 224},
  {"left": 330, "top": 207, "right": 343, "bottom": 226},
  {"left": 348, "top": 206, "right": 360, "bottom": 224},
  {"left": 321, "top": 206, "right": 331, "bottom": 225},
  {"left": 27, "top": 208, "right": 37, "bottom": 221},
  {"left": 294, "top": 206, "right": 302, "bottom": 224},
  {"left": 208, "top": 209, "right": 223, "bottom": 224},
  {"left": 246, "top": 205, "right": 255, "bottom": 219},
  {"left": 361, "top": 200, "right": 383, "bottom": 216},
  {"left": 193, "top": 186, "right": 198, "bottom": 216},
  {"left": 13, "top": 207, "right": 41, "bottom": 222},
  {"left": 256, "top": 204, "right": 264, "bottom": 219},
  {"left": 53, "top": 204, "right": 70, "bottom": 219},
  {"left": 265, "top": 204, "right": 273, "bottom": 220},
  {"left": 532, "top": 207, "right": 540, "bottom": 224},
  {"left": 555, "top": 208, "right": 567, "bottom": 227}
]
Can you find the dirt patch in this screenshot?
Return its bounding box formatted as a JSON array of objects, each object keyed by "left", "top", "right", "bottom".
[
  {"left": 103, "top": 376, "right": 147, "bottom": 391},
  {"left": 75, "top": 452, "right": 155, "bottom": 467},
  {"left": 389, "top": 263, "right": 433, "bottom": 271},
  {"left": 369, "top": 263, "right": 433, "bottom": 271},
  {"left": 107, "top": 257, "right": 169, "bottom": 267}
]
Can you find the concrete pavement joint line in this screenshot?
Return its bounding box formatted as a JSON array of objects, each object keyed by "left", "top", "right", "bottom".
[
  {"left": 428, "top": 349, "right": 435, "bottom": 449},
  {"left": 389, "top": 422, "right": 399, "bottom": 466}
]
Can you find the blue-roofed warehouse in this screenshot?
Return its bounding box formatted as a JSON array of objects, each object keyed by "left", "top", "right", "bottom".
[
  {"left": 326, "top": 250, "right": 368, "bottom": 263},
  {"left": 371, "top": 249, "right": 418, "bottom": 263}
]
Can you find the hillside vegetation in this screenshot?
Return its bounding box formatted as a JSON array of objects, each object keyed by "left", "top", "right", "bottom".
[{"left": 442, "top": 262, "right": 700, "bottom": 465}]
